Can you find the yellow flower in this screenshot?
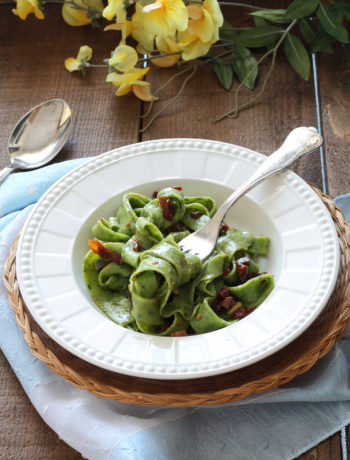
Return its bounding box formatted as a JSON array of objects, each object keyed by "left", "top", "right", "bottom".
[
  {"left": 65, "top": 45, "right": 92, "bottom": 72},
  {"left": 152, "top": 35, "right": 181, "bottom": 67},
  {"left": 102, "top": 0, "right": 126, "bottom": 23},
  {"left": 62, "top": 0, "right": 103, "bottom": 26},
  {"left": 178, "top": 0, "right": 223, "bottom": 61},
  {"left": 106, "top": 67, "right": 150, "bottom": 96},
  {"left": 109, "top": 45, "right": 138, "bottom": 72},
  {"left": 104, "top": 20, "right": 132, "bottom": 43},
  {"left": 12, "top": 0, "right": 44, "bottom": 20},
  {"left": 132, "top": 0, "right": 188, "bottom": 51}
]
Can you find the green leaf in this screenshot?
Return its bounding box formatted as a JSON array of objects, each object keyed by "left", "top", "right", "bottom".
[
  {"left": 284, "top": 0, "right": 319, "bottom": 20},
  {"left": 212, "top": 58, "right": 234, "bottom": 91},
  {"left": 231, "top": 45, "right": 258, "bottom": 90},
  {"left": 332, "top": 0, "right": 350, "bottom": 20},
  {"left": 343, "top": 5, "right": 350, "bottom": 21},
  {"left": 284, "top": 33, "right": 311, "bottom": 80},
  {"left": 250, "top": 9, "right": 288, "bottom": 23},
  {"left": 235, "top": 25, "right": 283, "bottom": 48},
  {"left": 310, "top": 29, "right": 335, "bottom": 53},
  {"left": 299, "top": 18, "right": 317, "bottom": 44},
  {"left": 219, "top": 20, "right": 237, "bottom": 41},
  {"left": 253, "top": 16, "right": 266, "bottom": 27},
  {"left": 316, "top": 3, "right": 349, "bottom": 43}
]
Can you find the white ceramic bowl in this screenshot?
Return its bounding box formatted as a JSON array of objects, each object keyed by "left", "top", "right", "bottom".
[{"left": 16, "top": 139, "right": 340, "bottom": 380}]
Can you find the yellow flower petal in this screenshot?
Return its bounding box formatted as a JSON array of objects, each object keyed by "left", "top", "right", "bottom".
[
  {"left": 178, "top": 33, "right": 211, "bottom": 61},
  {"left": 109, "top": 44, "right": 138, "bottom": 72},
  {"left": 104, "top": 23, "right": 121, "bottom": 31},
  {"left": 65, "top": 45, "right": 92, "bottom": 73},
  {"left": 188, "top": 9, "right": 213, "bottom": 44},
  {"left": 102, "top": 0, "right": 126, "bottom": 22},
  {"left": 64, "top": 57, "right": 81, "bottom": 72},
  {"left": 107, "top": 67, "right": 149, "bottom": 84},
  {"left": 132, "top": 0, "right": 187, "bottom": 51},
  {"left": 155, "top": 34, "right": 180, "bottom": 53},
  {"left": 143, "top": 1, "right": 163, "bottom": 13},
  {"left": 163, "top": 0, "right": 188, "bottom": 32},
  {"left": 203, "top": 0, "right": 223, "bottom": 28},
  {"left": 152, "top": 55, "right": 179, "bottom": 67},
  {"left": 115, "top": 83, "right": 133, "bottom": 96},
  {"left": 77, "top": 45, "right": 93, "bottom": 63},
  {"left": 153, "top": 34, "right": 180, "bottom": 67},
  {"left": 13, "top": 0, "right": 44, "bottom": 20},
  {"left": 116, "top": 80, "right": 149, "bottom": 96},
  {"left": 177, "top": 0, "right": 223, "bottom": 60},
  {"left": 187, "top": 5, "right": 203, "bottom": 21},
  {"left": 132, "top": 84, "right": 159, "bottom": 101},
  {"left": 62, "top": 0, "right": 103, "bottom": 26}
]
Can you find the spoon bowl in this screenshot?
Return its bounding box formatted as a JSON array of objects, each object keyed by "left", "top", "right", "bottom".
[{"left": 0, "top": 99, "right": 71, "bottom": 183}]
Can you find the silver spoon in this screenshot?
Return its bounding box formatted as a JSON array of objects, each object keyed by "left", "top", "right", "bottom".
[
  {"left": 0, "top": 99, "right": 72, "bottom": 184},
  {"left": 179, "top": 127, "right": 323, "bottom": 261}
]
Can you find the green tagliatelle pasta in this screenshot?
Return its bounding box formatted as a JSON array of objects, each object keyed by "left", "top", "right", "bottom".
[{"left": 83, "top": 187, "right": 274, "bottom": 336}]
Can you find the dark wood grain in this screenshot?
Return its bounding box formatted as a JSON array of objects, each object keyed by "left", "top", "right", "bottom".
[
  {"left": 0, "top": 1, "right": 348, "bottom": 459},
  {"left": 296, "top": 433, "right": 342, "bottom": 460},
  {"left": 317, "top": 45, "right": 350, "bottom": 197},
  {"left": 0, "top": 350, "right": 83, "bottom": 459}
]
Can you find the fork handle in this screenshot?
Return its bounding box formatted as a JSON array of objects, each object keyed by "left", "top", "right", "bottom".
[{"left": 213, "top": 127, "right": 323, "bottom": 225}]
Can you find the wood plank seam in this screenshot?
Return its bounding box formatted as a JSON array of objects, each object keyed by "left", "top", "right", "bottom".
[{"left": 312, "top": 53, "right": 329, "bottom": 195}]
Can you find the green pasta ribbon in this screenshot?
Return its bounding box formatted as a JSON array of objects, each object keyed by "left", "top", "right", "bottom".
[{"left": 83, "top": 187, "right": 274, "bottom": 336}]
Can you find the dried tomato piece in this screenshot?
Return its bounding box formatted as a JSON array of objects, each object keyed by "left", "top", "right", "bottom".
[
  {"left": 216, "top": 288, "right": 231, "bottom": 299},
  {"left": 158, "top": 195, "right": 176, "bottom": 221},
  {"left": 223, "top": 266, "right": 232, "bottom": 276},
  {"left": 152, "top": 191, "right": 158, "bottom": 199},
  {"left": 171, "top": 330, "right": 187, "bottom": 337},
  {"left": 236, "top": 256, "right": 250, "bottom": 283},
  {"left": 88, "top": 240, "right": 123, "bottom": 264},
  {"left": 190, "top": 211, "right": 203, "bottom": 219},
  {"left": 233, "top": 307, "right": 254, "bottom": 319},
  {"left": 133, "top": 240, "right": 141, "bottom": 252},
  {"left": 172, "top": 186, "right": 182, "bottom": 191},
  {"left": 236, "top": 263, "right": 248, "bottom": 283},
  {"left": 220, "top": 223, "right": 229, "bottom": 233},
  {"left": 170, "top": 222, "right": 184, "bottom": 232},
  {"left": 219, "top": 296, "right": 234, "bottom": 311}
]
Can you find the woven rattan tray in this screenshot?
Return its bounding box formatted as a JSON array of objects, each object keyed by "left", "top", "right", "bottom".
[{"left": 3, "top": 186, "right": 350, "bottom": 406}]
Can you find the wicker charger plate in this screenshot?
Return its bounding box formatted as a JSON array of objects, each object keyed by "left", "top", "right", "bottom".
[{"left": 3, "top": 186, "right": 350, "bottom": 407}]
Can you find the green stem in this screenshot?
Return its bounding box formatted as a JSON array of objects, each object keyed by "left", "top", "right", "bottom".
[
  {"left": 87, "top": 63, "right": 108, "bottom": 68},
  {"left": 138, "top": 51, "right": 182, "bottom": 63},
  {"left": 184, "top": 1, "right": 265, "bottom": 8},
  {"left": 218, "top": 2, "right": 266, "bottom": 8},
  {"left": 214, "top": 19, "right": 297, "bottom": 122},
  {"left": 141, "top": 49, "right": 232, "bottom": 120},
  {"left": 141, "top": 65, "right": 196, "bottom": 118},
  {"left": 140, "top": 65, "right": 199, "bottom": 133}
]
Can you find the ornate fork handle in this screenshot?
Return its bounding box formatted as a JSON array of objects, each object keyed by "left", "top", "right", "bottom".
[
  {"left": 179, "top": 127, "right": 323, "bottom": 260},
  {"left": 213, "top": 127, "right": 322, "bottom": 224}
]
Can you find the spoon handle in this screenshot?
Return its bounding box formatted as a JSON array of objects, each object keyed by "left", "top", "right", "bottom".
[{"left": 0, "top": 166, "right": 13, "bottom": 185}]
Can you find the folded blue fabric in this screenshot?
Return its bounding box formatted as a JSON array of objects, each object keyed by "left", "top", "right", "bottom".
[
  {"left": 0, "top": 158, "right": 88, "bottom": 220},
  {"left": 1, "top": 161, "right": 350, "bottom": 460},
  {"left": 335, "top": 193, "right": 350, "bottom": 223}
]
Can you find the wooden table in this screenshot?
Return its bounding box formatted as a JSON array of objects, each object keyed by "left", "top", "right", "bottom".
[{"left": 1, "top": 1, "right": 349, "bottom": 458}]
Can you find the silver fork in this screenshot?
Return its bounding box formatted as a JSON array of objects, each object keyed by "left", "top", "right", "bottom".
[{"left": 179, "top": 127, "right": 323, "bottom": 261}]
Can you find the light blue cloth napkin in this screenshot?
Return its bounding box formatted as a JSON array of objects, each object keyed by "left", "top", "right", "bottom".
[{"left": 1, "top": 161, "right": 350, "bottom": 460}]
